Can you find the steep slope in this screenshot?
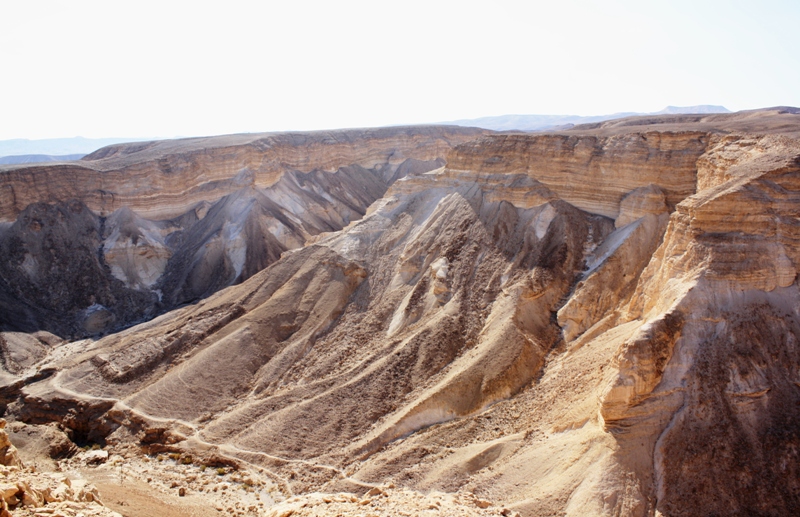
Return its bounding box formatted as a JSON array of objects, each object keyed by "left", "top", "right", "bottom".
[
  {"left": 3, "top": 110, "right": 800, "bottom": 516},
  {"left": 0, "top": 126, "right": 484, "bottom": 337},
  {"left": 445, "top": 131, "right": 707, "bottom": 218}
]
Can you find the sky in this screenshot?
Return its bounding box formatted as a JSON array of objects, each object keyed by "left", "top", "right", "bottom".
[{"left": 1, "top": 0, "right": 799, "bottom": 140}]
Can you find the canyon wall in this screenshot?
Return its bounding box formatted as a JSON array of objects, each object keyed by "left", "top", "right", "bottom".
[
  {"left": 0, "top": 126, "right": 484, "bottom": 222},
  {"left": 0, "top": 126, "right": 484, "bottom": 337},
  {"left": 444, "top": 131, "right": 708, "bottom": 218}
]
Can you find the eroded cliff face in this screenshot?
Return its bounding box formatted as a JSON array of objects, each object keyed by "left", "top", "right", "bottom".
[
  {"left": 445, "top": 131, "right": 708, "bottom": 219},
  {"left": 0, "top": 126, "right": 483, "bottom": 337},
  {"left": 2, "top": 111, "right": 800, "bottom": 517},
  {"left": 0, "top": 127, "right": 481, "bottom": 223},
  {"left": 596, "top": 133, "right": 800, "bottom": 516}
]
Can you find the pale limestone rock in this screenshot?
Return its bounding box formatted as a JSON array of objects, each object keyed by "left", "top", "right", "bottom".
[
  {"left": 558, "top": 212, "right": 669, "bottom": 343},
  {"left": 0, "top": 421, "right": 23, "bottom": 469},
  {"left": 264, "top": 487, "right": 516, "bottom": 517},
  {"left": 79, "top": 450, "right": 109, "bottom": 465},
  {"left": 102, "top": 207, "right": 172, "bottom": 290},
  {"left": 614, "top": 184, "right": 668, "bottom": 228},
  {"left": 0, "top": 127, "right": 481, "bottom": 337},
  {"left": 0, "top": 438, "right": 118, "bottom": 516},
  {"left": 445, "top": 132, "right": 707, "bottom": 219},
  {"left": 6, "top": 116, "right": 800, "bottom": 517},
  {"left": 0, "top": 483, "right": 17, "bottom": 505}
]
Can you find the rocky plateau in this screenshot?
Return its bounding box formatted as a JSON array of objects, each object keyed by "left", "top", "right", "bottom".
[{"left": 0, "top": 108, "right": 799, "bottom": 516}]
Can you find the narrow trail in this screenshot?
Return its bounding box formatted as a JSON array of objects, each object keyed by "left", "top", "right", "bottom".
[
  {"left": 48, "top": 370, "right": 376, "bottom": 497},
  {"left": 192, "top": 437, "right": 381, "bottom": 496}
]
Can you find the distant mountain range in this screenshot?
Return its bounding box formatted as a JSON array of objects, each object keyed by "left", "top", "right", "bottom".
[
  {"left": 445, "top": 105, "right": 731, "bottom": 131},
  {"left": 0, "top": 136, "right": 152, "bottom": 164},
  {"left": 0, "top": 107, "right": 731, "bottom": 162},
  {"left": 0, "top": 154, "right": 86, "bottom": 165}
]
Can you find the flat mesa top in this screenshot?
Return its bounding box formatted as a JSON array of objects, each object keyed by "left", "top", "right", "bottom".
[{"left": 552, "top": 107, "right": 800, "bottom": 139}]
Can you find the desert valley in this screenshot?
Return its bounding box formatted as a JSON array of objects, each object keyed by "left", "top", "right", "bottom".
[{"left": 0, "top": 107, "right": 798, "bottom": 516}]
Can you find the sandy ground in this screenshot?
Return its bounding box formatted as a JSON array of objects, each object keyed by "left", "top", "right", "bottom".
[
  {"left": 71, "top": 452, "right": 282, "bottom": 516},
  {"left": 90, "top": 472, "right": 219, "bottom": 517}
]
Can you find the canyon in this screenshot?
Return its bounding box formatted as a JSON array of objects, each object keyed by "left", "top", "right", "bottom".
[
  {"left": 0, "top": 126, "right": 484, "bottom": 337},
  {"left": 0, "top": 108, "right": 799, "bottom": 516}
]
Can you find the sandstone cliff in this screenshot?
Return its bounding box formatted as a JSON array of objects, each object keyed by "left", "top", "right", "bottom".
[
  {"left": 2, "top": 109, "right": 800, "bottom": 516},
  {"left": 0, "top": 127, "right": 483, "bottom": 223},
  {"left": 444, "top": 131, "right": 707, "bottom": 219}
]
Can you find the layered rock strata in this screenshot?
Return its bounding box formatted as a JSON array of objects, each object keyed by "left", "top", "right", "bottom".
[
  {"left": 445, "top": 131, "right": 708, "bottom": 219},
  {"left": 0, "top": 127, "right": 484, "bottom": 223},
  {"left": 0, "top": 126, "right": 484, "bottom": 337}
]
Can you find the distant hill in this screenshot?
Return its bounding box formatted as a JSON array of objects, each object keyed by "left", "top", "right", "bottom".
[
  {"left": 445, "top": 105, "right": 731, "bottom": 131},
  {"left": 654, "top": 105, "right": 731, "bottom": 115},
  {"left": 0, "top": 136, "right": 151, "bottom": 157},
  {"left": 0, "top": 153, "right": 86, "bottom": 165}
]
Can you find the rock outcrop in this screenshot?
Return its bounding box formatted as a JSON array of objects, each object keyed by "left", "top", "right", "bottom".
[
  {"left": 594, "top": 132, "right": 800, "bottom": 516},
  {"left": 444, "top": 131, "right": 708, "bottom": 219},
  {"left": 0, "top": 420, "right": 120, "bottom": 517}
]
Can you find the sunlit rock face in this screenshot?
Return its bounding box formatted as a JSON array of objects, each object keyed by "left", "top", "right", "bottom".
[
  {"left": 444, "top": 131, "right": 708, "bottom": 219},
  {"left": 3, "top": 110, "right": 800, "bottom": 517}
]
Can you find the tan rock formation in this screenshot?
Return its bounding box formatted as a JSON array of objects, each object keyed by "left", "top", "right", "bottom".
[
  {"left": 0, "top": 420, "right": 23, "bottom": 469},
  {"left": 593, "top": 132, "right": 800, "bottom": 516},
  {"left": 0, "top": 463, "right": 120, "bottom": 517},
  {"left": 102, "top": 207, "right": 173, "bottom": 290},
  {"left": 614, "top": 184, "right": 668, "bottom": 228},
  {"left": 0, "top": 126, "right": 486, "bottom": 223},
  {"left": 0, "top": 421, "right": 119, "bottom": 517},
  {"left": 557, "top": 211, "right": 669, "bottom": 343},
  {"left": 0, "top": 126, "right": 482, "bottom": 337},
  {"left": 445, "top": 131, "right": 708, "bottom": 219}
]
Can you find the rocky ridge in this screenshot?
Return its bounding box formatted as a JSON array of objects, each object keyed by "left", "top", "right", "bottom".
[{"left": 1, "top": 108, "right": 799, "bottom": 516}]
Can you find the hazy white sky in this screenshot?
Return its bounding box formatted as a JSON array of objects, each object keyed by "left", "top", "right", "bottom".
[{"left": 1, "top": 0, "right": 799, "bottom": 139}]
